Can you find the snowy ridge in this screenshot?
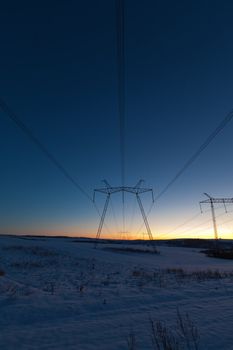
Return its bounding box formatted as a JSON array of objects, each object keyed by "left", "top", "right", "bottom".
[{"left": 0, "top": 236, "right": 233, "bottom": 349}]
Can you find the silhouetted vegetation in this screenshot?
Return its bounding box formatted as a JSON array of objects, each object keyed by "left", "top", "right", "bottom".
[
  {"left": 204, "top": 248, "right": 233, "bottom": 259},
  {"left": 104, "top": 246, "right": 160, "bottom": 254},
  {"left": 150, "top": 309, "right": 200, "bottom": 350}
]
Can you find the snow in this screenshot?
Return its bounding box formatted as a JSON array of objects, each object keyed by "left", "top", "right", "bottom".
[{"left": 0, "top": 235, "right": 233, "bottom": 349}]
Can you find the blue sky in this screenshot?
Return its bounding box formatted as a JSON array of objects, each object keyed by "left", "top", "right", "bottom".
[{"left": 1, "top": 0, "right": 233, "bottom": 238}]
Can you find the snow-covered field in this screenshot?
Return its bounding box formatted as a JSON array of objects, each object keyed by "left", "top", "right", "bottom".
[{"left": 0, "top": 236, "right": 233, "bottom": 350}]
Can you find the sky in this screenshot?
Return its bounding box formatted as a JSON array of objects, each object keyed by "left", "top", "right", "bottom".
[{"left": 1, "top": 0, "right": 233, "bottom": 239}]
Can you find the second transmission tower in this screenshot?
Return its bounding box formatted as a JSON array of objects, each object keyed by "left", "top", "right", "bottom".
[{"left": 199, "top": 193, "right": 233, "bottom": 240}]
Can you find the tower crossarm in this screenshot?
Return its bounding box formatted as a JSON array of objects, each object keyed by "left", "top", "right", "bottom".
[
  {"left": 137, "top": 188, "right": 153, "bottom": 194},
  {"left": 198, "top": 193, "right": 233, "bottom": 241},
  {"left": 213, "top": 198, "right": 233, "bottom": 204},
  {"left": 93, "top": 180, "right": 155, "bottom": 245},
  {"left": 94, "top": 189, "right": 110, "bottom": 194},
  {"left": 200, "top": 198, "right": 233, "bottom": 204},
  {"left": 94, "top": 186, "right": 154, "bottom": 195},
  {"left": 94, "top": 187, "right": 122, "bottom": 195},
  {"left": 122, "top": 187, "right": 154, "bottom": 204}
]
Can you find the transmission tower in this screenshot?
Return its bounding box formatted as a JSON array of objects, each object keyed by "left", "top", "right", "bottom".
[
  {"left": 199, "top": 193, "right": 233, "bottom": 240},
  {"left": 93, "top": 179, "right": 154, "bottom": 245},
  {"left": 118, "top": 231, "right": 129, "bottom": 240}
]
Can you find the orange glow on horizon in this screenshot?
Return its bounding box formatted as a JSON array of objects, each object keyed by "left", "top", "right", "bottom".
[
  {"left": 1, "top": 217, "right": 233, "bottom": 241},
  {"left": 1, "top": 228, "right": 232, "bottom": 240}
]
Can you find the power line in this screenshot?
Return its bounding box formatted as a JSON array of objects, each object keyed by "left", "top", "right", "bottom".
[
  {"left": 93, "top": 180, "right": 154, "bottom": 242},
  {"left": 109, "top": 196, "right": 120, "bottom": 233},
  {"left": 155, "top": 109, "right": 233, "bottom": 201},
  {"left": 156, "top": 208, "right": 233, "bottom": 239},
  {"left": 177, "top": 211, "right": 226, "bottom": 234},
  {"left": 220, "top": 217, "right": 233, "bottom": 234},
  {"left": 194, "top": 214, "right": 233, "bottom": 238},
  {"left": 116, "top": 0, "right": 126, "bottom": 233},
  {"left": 128, "top": 195, "right": 137, "bottom": 233},
  {"left": 161, "top": 212, "right": 201, "bottom": 236},
  {"left": 161, "top": 205, "right": 224, "bottom": 235},
  {"left": 0, "top": 97, "right": 116, "bottom": 236},
  {"left": 160, "top": 205, "right": 227, "bottom": 237},
  {"left": 0, "top": 97, "right": 93, "bottom": 202},
  {"left": 156, "top": 204, "right": 231, "bottom": 239},
  {"left": 116, "top": 0, "right": 125, "bottom": 188},
  {"left": 166, "top": 210, "right": 233, "bottom": 238},
  {"left": 135, "top": 109, "right": 233, "bottom": 235},
  {"left": 158, "top": 218, "right": 212, "bottom": 239},
  {"left": 93, "top": 201, "right": 113, "bottom": 236},
  {"left": 135, "top": 201, "right": 154, "bottom": 235}
]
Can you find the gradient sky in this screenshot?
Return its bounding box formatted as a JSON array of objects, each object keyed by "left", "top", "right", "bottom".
[{"left": 1, "top": 0, "right": 233, "bottom": 239}]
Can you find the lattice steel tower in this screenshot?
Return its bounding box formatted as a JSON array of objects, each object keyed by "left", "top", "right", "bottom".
[
  {"left": 199, "top": 193, "right": 233, "bottom": 240},
  {"left": 93, "top": 180, "right": 154, "bottom": 243}
]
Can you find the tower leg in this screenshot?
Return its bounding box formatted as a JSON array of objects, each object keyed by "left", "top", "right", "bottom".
[
  {"left": 95, "top": 193, "right": 110, "bottom": 247},
  {"left": 122, "top": 190, "right": 125, "bottom": 233},
  {"left": 210, "top": 199, "right": 218, "bottom": 241},
  {"left": 136, "top": 194, "right": 154, "bottom": 241}
]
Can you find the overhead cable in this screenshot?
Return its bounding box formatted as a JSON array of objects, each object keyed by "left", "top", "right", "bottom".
[
  {"left": 0, "top": 97, "right": 92, "bottom": 202},
  {"left": 155, "top": 109, "right": 233, "bottom": 201}
]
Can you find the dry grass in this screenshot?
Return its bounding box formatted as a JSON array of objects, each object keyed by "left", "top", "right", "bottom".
[
  {"left": 105, "top": 246, "right": 160, "bottom": 254},
  {"left": 151, "top": 309, "right": 200, "bottom": 350},
  {"left": 129, "top": 267, "right": 233, "bottom": 290},
  {"left": 2, "top": 245, "right": 58, "bottom": 257},
  {"left": 204, "top": 248, "right": 233, "bottom": 259},
  {"left": 127, "top": 331, "right": 137, "bottom": 350}
]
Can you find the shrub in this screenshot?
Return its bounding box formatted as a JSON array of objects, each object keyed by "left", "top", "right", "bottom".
[
  {"left": 127, "top": 331, "right": 137, "bottom": 350},
  {"left": 104, "top": 246, "right": 160, "bottom": 254},
  {"left": 2, "top": 245, "right": 58, "bottom": 257},
  {"left": 150, "top": 309, "right": 200, "bottom": 350},
  {"left": 151, "top": 320, "right": 180, "bottom": 350},
  {"left": 205, "top": 248, "right": 233, "bottom": 259}
]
